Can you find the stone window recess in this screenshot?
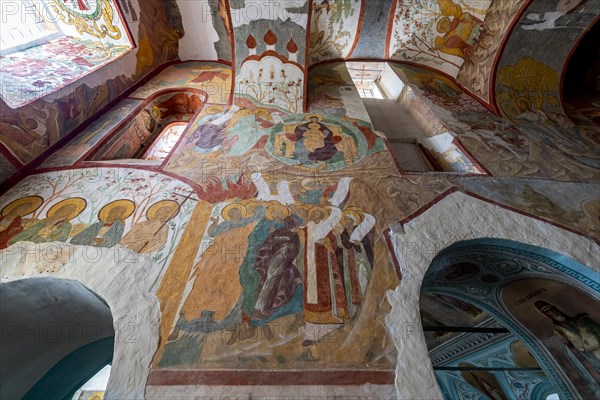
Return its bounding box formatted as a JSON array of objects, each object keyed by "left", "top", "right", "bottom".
[
  {"left": 0, "top": 0, "right": 135, "bottom": 109},
  {"left": 88, "top": 90, "right": 206, "bottom": 162}
]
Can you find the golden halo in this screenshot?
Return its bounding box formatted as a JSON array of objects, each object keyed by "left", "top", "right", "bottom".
[
  {"left": 305, "top": 114, "right": 324, "bottom": 122},
  {"left": 205, "top": 106, "right": 225, "bottom": 115},
  {"left": 221, "top": 203, "right": 248, "bottom": 220},
  {"left": 239, "top": 199, "right": 261, "bottom": 210},
  {"left": 293, "top": 204, "right": 311, "bottom": 212},
  {"left": 266, "top": 204, "right": 291, "bottom": 221},
  {"left": 47, "top": 198, "right": 87, "bottom": 220},
  {"left": 308, "top": 206, "right": 330, "bottom": 221},
  {"left": 300, "top": 177, "right": 320, "bottom": 190},
  {"left": 98, "top": 199, "right": 136, "bottom": 222},
  {"left": 437, "top": 17, "right": 451, "bottom": 33},
  {"left": 253, "top": 108, "right": 270, "bottom": 117},
  {"left": 1, "top": 196, "right": 43, "bottom": 217},
  {"left": 147, "top": 200, "right": 180, "bottom": 221},
  {"left": 342, "top": 209, "right": 363, "bottom": 225}
]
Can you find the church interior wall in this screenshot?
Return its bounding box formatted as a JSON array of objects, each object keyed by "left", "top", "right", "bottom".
[{"left": 0, "top": 1, "right": 598, "bottom": 399}]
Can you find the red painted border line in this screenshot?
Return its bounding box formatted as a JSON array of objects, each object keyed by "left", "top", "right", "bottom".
[
  {"left": 488, "top": 0, "right": 533, "bottom": 116},
  {"left": 114, "top": 0, "right": 137, "bottom": 49},
  {"left": 398, "top": 187, "right": 459, "bottom": 225},
  {"left": 417, "top": 143, "right": 443, "bottom": 172},
  {"left": 346, "top": 0, "right": 366, "bottom": 59},
  {"left": 382, "top": 139, "right": 405, "bottom": 175},
  {"left": 460, "top": 189, "right": 600, "bottom": 245},
  {"left": 303, "top": 0, "right": 314, "bottom": 113},
  {"left": 147, "top": 370, "right": 395, "bottom": 386},
  {"left": 452, "top": 138, "right": 493, "bottom": 176},
  {"left": 394, "top": 187, "right": 600, "bottom": 246},
  {"left": 385, "top": 0, "right": 398, "bottom": 60},
  {"left": 0, "top": 143, "right": 23, "bottom": 168},
  {"left": 384, "top": 227, "right": 403, "bottom": 280},
  {"left": 225, "top": 0, "right": 236, "bottom": 107}
]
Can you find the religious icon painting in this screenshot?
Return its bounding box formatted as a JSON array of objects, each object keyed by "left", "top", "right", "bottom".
[{"left": 266, "top": 114, "right": 369, "bottom": 171}]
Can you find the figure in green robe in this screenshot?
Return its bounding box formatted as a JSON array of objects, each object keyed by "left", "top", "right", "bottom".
[
  {"left": 71, "top": 200, "right": 135, "bottom": 247},
  {"left": 9, "top": 198, "right": 87, "bottom": 245}
]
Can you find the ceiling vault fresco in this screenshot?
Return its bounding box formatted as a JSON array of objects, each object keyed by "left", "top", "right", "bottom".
[{"left": 0, "top": 0, "right": 598, "bottom": 399}]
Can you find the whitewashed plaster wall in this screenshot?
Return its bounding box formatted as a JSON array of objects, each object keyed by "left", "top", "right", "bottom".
[
  {"left": 176, "top": 0, "right": 219, "bottom": 61},
  {"left": 0, "top": 243, "right": 161, "bottom": 400},
  {"left": 386, "top": 191, "right": 600, "bottom": 400}
]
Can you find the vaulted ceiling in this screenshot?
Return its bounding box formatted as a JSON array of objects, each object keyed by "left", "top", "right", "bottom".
[{"left": 185, "top": 0, "right": 598, "bottom": 114}]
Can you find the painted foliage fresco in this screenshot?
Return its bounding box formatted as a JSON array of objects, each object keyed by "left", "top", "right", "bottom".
[
  {"left": 0, "top": 168, "right": 196, "bottom": 268},
  {"left": 232, "top": 1, "right": 309, "bottom": 113},
  {"left": 389, "top": 0, "right": 494, "bottom": 77},
  {"left": 308, "top": 0, "right": 362, "bottom": 64},
  {"left": 493, "top": 0, "right": 600, "bottom": 121},
  {"left": 0, "top": 0, "right": 135, "bottom": 108}
]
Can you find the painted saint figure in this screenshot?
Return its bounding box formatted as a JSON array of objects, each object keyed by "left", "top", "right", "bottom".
[
  {"left": 302, "top": 205, "right": 347, "bottom": 324},
  {"left": 432, "top": 0, "right": 487, "bottom": 59},
  {"left": 335, "top": 207, "right": 375, "bottom": 316},
  {"left": 120, "top": 200, "right": 179, "bottom": 253},
  {"left": 274, "top": 115, "right": 358, "bottom": 165},
  {"left": 534, "top": 300, "right": 600, "bottom": 373},
  {"left": 9, "top": 198, "right": 87, "bottom": 245},
  {"left": 179, "top": 201, "right": 265, "bottom": 324},
  {"left": 240, "top": 203, "right": 291, "bottom": 320},
  {"left": 0, "top": 196, "right": 43, "bottom": 249},
  {"left": 71, "top": 200, "right": 136, "bottom": 247},
  {"left": 251, "top": 215, "right": 303, "bottom": 325}
]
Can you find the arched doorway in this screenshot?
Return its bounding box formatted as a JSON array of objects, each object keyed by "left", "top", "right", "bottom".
[
  {"left": 420, "top": 239, "right": 600, "bottom": 400},
  {"left": 562, "top": 19, "right": 600, "bottom": 126},
  {"left": 1, "top": 278, "right": 114, "bottom": 399},
  {"left": 0, "top": 241, "right": 162, "bottom": 399}
]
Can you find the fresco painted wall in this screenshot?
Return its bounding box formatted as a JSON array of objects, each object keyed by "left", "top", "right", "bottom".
[
  {"left": 0, "top": 0, "right": 185, "bottom": 184},
  {"left": 389, "top": 0, "right": 494, "bottom": 77},
  {"left": 232, "top": 1, "right": 309, "bottom": 113},
  {"left": 0, "top": 0, "right": 598, "bottom": 397},
  {"left": 493, "top": 0, "right": 599, "bottom": 120},
  {"left": 308, "top": 0, "right": 362, "bottom": 64},
  {"left": 0, "top": 168, "right": 196, "bottom": 268},
  {"left": 422, "top": 239, "right": 600, "bottom": 400}
]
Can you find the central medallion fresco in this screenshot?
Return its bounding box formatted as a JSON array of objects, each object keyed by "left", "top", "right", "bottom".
[{"left": 266, "top": 114, "right": 368, "bottom": 170}]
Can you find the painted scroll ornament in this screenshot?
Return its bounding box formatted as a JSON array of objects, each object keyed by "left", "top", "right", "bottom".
[{"left": 51, "top": 0, "right": 122, "bottom": 40}]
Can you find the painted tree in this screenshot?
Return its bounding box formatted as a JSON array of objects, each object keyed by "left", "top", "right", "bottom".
[{"left": 496, "top": 57, "right": 559, "bottom": 119}]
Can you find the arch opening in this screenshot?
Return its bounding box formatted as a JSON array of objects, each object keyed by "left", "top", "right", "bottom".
[
  {"left": 562, "top": 19, "right": 600, "bottom": 126},
  {"left": 0, "top": 278, "right": 115, "bottom": 400},
  {"left": 419, "top": 239, "right": 600, "bottom": 400},
  {"left": 87, "top": 89, "right": 206, "bottom": 162}
]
